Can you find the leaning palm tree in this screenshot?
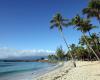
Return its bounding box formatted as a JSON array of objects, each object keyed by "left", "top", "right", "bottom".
[
  {"left": 83, "top": 0, "right": 100, "bottom": 24},
  {"left": 91, "top": 33, "right": 100, "bottom": 46},
  {"left": 91, "top": 33, "right": 100, "bottom": 52},
  {"left": 50, "top": 13, "right": 76, "bottom": 67},
  {"left": 79, "top": 35, "right": 92, "bottom": 61},
  {"left": 71, "top": 14, "right": 100, "bottom": 61},
  {"left": 83, "top": 0, "right": 100, "bottom": 47},
  {"left": 79, "top": 18, "right": 100, "bottom": 52}
]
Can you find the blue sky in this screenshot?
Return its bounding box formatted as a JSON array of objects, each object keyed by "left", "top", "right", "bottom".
[{"left": 0, "top": 0, "right": 99, "bottom": 58}]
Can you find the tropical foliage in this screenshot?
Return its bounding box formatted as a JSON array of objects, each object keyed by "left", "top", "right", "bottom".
[
  {"left": 50, "top": 13, "right": 76, "bottom": 67},
  {"left": 48, "top": 46, "right": 66, "bottom": 62},
  {"left": 48, "top": 0, "right": 100, "bottom": 63},
  {"left": 82, "top": 0, "right": 100, "bottom": 23}
]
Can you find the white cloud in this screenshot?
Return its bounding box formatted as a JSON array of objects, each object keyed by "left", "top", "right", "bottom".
[{"left": 0, "top": 47, "right": 55, "bottom": 59}]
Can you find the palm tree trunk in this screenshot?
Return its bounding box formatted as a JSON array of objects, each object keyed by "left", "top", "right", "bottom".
[
  {"left": 87, "top": 47, "right": 92, "bottom": 61},
  {"left": 59, "top": 30, "right": 76, "bottom": 67},
  {"left": 82, "top": 32, "right": 100, "bottom": 61},
  {"left": 88, "top": 31, "right": 100, "bottom": 52}
]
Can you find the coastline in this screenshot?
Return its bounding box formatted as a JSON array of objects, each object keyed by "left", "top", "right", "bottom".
[
  {"left": 0, "top": 62, "right": 57, "bottom": 80},
  {"left": 36, "top": 61, "right": 74, "bottom": 80},
  {"left": 36, "top": 61, "right": 100, "bottom": 80},
  {"left": 33, "top": 62, "right": 64, "bottom": 79},
  {"left": 0, "top": 60, "right": 49, "bottom": 62}
]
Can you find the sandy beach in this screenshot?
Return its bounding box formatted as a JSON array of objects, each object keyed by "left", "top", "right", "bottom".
[{"left": 36, "top": 61, "right": 100, "bottom": 80}]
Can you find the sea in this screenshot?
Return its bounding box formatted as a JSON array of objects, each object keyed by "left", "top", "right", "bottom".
[{"left": 0, "top": 61, "right": 57, "bottom": 80}]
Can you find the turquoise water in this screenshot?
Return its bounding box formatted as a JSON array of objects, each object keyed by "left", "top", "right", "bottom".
[{"left": 0, "top": 62, "right": 56, "bottom": 80}]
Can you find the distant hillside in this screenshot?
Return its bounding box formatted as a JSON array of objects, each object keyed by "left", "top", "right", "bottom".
[{"left": 0, "top": 56, "right": 48, "bottom": 60}]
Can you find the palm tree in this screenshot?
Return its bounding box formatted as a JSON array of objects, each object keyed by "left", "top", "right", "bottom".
[
  {"left": 76, "top": 46, "right": 88, "bottom": 60},
  {"left": 79, "top": 20, "right": 100, "bottom": 52},
  {"left": 91, "top": 33, "right": 100, "bottom": 46},
  {"left": 83, "top": 0, "right": 100, "bottom": 24},
  {"left": 48, "top": 55, "right": 58, "bottom": 62},
  {"left": 83, "top": 0, "right": 100, "bottom": 50},
  {"left": 70, "top": 44, "right": 80, "bottom": 60},
  {"left": 91, "top": 33, "right": 100, "bottom": 53},
  {"left": 56, "top": 46, "right": 65, "bottom": 61},
  {"left": 50, "top": 13, "right": 76, "bottom": 67},
  {"left": 79, "top": 35, "right": 94, "bottom": 61},
  {"left": 71, "top": 14, "right": 100, "bottom": 61}
]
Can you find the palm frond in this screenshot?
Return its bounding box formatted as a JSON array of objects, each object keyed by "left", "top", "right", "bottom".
[
  {"left": 50, "top": 19, "right": 55, "bottom": 23},
  {"left": 82, "top": 8, "right": 90, "bottom": 14},
  {"left": 50, "top": 23, "right": 56, "bottom": 29}
]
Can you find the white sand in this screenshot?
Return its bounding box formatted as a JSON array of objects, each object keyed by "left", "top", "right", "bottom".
[{"left": 36, "top": 61, "right": 100, "bottom": 80}]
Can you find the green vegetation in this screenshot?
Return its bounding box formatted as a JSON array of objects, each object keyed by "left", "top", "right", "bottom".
[
  {"left": 48, "top": 0, "right": 100, "bottom": 64},
  {"left": 50, "top": 13, "right": 76, "bottom": 67},
  {"left": 83, "top": 0, "right": 100, "bottom": 24},
  {"left": 48, "top": 46, "right": 66, "bottom": 63}
]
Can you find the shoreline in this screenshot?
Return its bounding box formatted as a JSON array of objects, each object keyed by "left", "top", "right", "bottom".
[
  {"left": 0, "top": 60, "right": 49, "bottom": 62},
  {"left": 0, "top": 62, "right": 57, "bottom": 80},
  {"left": 36, "top": 61, "right": 74, "bottom": 80},
  {"left": 36, "top": 61, "right": 100, "bottom": 80},
  {"left": 33, "top": 62, "right": 64, "bottom": 79}
]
